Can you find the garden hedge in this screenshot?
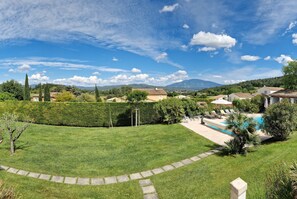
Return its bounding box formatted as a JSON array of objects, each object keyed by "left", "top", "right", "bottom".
[{"left": 0, "top": 101, "right": 160, "bottom": 127}]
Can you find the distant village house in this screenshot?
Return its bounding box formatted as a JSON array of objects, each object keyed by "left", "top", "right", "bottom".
[
  {"left": 132, "top": 88, "right": 167, "bottom": 102},
  {"left": 31, "top": 92, "right": 59, "bottom": 102},
  {"left": 228, "top": 93, "right": 254, "bottom": 102}
]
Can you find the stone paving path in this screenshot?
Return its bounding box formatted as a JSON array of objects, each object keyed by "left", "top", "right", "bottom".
[
  {"left": 0, "top": 148, "right": 222, "bottom": 186},
  {"left": 139, "top": 179, "right": 158, "bottom": 199}
]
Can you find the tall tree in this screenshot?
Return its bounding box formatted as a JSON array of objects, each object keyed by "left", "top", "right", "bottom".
[
  {"left": 44, "top": 84, "right": 51, "bottom": 102},
  {"left": 38, "top": 83, "right": 43, "bottom": 102},
  {"left": 95, "top": 85, "right": 101, "bottom": 102},
  {"left": 283, "top": 61, "right": 297, "bottom": 90},
  {"left": 24, "top": 74, "right": 30, "bottom": 101},
  {"left": 1, "top": 80, "right": 23, "bottom": 100}
]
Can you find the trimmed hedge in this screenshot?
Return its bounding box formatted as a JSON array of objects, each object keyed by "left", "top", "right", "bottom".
[{"left": 0, "top": 101, "right": 159, "bottom": 127}]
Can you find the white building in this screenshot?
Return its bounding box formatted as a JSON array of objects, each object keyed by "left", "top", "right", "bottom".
[
  {"left": 269, "top": 90, "right": 297, "bottom": 105},
  {"left": 257, "top": 86, "right": 283, "bottom": 95}
]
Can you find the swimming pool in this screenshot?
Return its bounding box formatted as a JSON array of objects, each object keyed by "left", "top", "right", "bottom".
[{"left": 207, "top": 116, "right": 264, "bottom": 136}]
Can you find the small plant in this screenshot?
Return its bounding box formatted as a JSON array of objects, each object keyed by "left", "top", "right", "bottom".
[
  {"left": 265, "top": 163, "right": 297, "bottom": 199},
  {"left": 0, "top": 181, "right": 18, "bottom": 199},
  {"left": 154, "top": 98, "right": 185, "bottom": 124}
]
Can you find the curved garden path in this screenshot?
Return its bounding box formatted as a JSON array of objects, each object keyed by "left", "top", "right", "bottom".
[{"left": 0, "top": 148, "right": 221, "bottom": 186}]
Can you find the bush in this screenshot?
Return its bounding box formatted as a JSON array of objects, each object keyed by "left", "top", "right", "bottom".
[
  {"left": 0, "top": 92, "right": 15, "bottom": 101},
  {"left": 0, "top": 101, "right": 159, "bottom": 127},
  {"left": 181, "top": 99, "right": 200, "bottom": 118},
  {"left": 263, "top": 101, "right": 297, "bottom": 141},
  {"left": 154, "top": 98, "right": 185, "bottom": 124},
  {"left": 265, "top": 163, "right": 296, "bottom": 199},
  {"left": 0, "top": 181, "right": 18, "bottom": 199}
]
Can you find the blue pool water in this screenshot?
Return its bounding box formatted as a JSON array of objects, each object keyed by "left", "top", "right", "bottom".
[{"left": 208, "top": 116, "right": 264, "bottom": 136}]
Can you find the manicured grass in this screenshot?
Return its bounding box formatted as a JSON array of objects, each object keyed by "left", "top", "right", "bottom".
[
  {"left": 0, "top": 124, "right": 214, "bottom": 177},
  {"left": 151, "top": 133, "right": 297, "bottom": 199},
  {"left": 0, "top": 172, "right": 142, "bottom": 199}
]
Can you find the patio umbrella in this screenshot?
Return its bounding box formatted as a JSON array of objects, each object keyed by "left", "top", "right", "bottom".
[{"left": 211, "top": 99, "right": 232, "bottom": 105}]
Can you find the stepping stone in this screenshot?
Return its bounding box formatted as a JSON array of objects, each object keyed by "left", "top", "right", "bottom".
[
  {"left": 28, "top": 172, "right": 40, "bottom": 178},
  {"left": 7, "top": 168, "right": 18, "bottom": 174},
  {"left": 0, "top": 165, "right": 9, "bottom": 170},
  {"left": 198, "top": 153, "right": 208, "bottom": 158},
  {"left": 17, "top": 170, "right": 29, "bottom": 176},
  {"left": 39, "top": 174, "right": 51, "bottom": 181},
  {"left": 91, "top": 178, "right": 104, "bottom": 185},
  {"left": 64, "top": 177, "right": 77, "bottom": 185},
  {"left": 77, "top": 178, "right": 90, "bottom": 185},
  {"left": 190, "top": 156, "right": 201, "bottom": 162},
  {"left": 51, "top": 176, "right": 64, "bottom": 183},
  {"left": 162, "top": 165, "right": 174, "bottom": 171},
  {"left": 141, "top": 170, "right": 153, "bottom": 178},
  {"left": 144, "top": 193, "right": 159, "bottom": 199},
  {"left": 117, "top": 175, "right": 129, "bottom": 183},
  {"left": 172, "top": 162, "right": 184, "bottom": 168},
  {"left": 181, "top": 159, "right": 193, "bottom": 165},
  {"left": 152, "top": 168, "right": 164, "bottom": 175},
  {"left": 142, "top": 185, "right": 156, "bottom": 194},
  {"left": 104, "top": 176, "right": 117, "bottom": 184},
  {"left": 130, "top": 173, "right": 143, "bottom": 180},
  {"left": 139, "top": 179, "right": 152, "bottom": 187}
]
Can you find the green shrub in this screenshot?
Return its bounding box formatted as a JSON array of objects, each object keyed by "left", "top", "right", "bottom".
[
  {"left": 0, "top": 101, "right": 159, "bottom": 127},
  {"left": 265, "top": 163, "right": 295, "bottom": 199},
  {"left": 181, "top": 99, "right": 200, "bottom": 118},
  {"left": 154, "top": 98, "right": 185, "bottom": 124},
  {"left": 263, "top": 101, "right": 297, "bottom": 141}
]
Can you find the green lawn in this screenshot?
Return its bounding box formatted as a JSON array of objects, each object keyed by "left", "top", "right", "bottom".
[
  {"left": 0, "top": 172, "right": 142, "bottom": 199},
  {"left": 151, "top": 133, "right": 297, "bottom": 199},
  {"left": 0, "top": 124, "right": 214, "bottom": 177}
]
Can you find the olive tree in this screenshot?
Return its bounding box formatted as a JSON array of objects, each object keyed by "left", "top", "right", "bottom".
[
  {"left": 0, "top": 113, "right": 30, "bottom": 154},
  {"left": 263, "top": 101, "right": 297, "bottom": 141}
]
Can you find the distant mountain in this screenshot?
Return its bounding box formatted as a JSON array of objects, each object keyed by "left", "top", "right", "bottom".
[{"left": 166, "top": 79, "right": 221, "bottom": 91}]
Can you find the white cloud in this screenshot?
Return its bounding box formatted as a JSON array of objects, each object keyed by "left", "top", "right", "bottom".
[
  {"left": 92, "top": 72, "right": 100, "bottom": 75},
  {"left": 180, "top": 45, "right": 188, "bottom": 51},
  {"left": 190, "top": 31, "right": 236, "bottom": 50},
  {"left": 0, "top": 57, "right": 127, "bottom": 73},
  {"left": 198, "top": 47, "right": 216, "bottom": 52},
  {"left": 292, "top": 33, "right": 297, "bottom": 44},
  {"left": 212, "top": 75, "right": 222, "bottom": 78},
  {"left": 8, "top": 69, "right": 15, "bottom": 73},
  {"left": 50, "top": 70, "right": 188, "bottom": 86},
  {"left": 131, "top": 68, "right": 141, "bottom": 73},
  {"left": 240, "top": 55, "right": 261, "bottom": 61},
  {"left": 155, "top": 52, "right": 168, "bottom": 62},
  {"left": 159, "top": 3, "right": 179, "bottom": 13},
  {"left": 29, "top": 73, "right": 49, "bottom": 82},
  {"left": 274, "top": 54, "right": 293, "bottom": 65},
  {"left": 264, "top": 56, "right": 271, "bottom": 60},
  {"left": 183, "top": 24, "right": 190, "bottom": 29},
  {"left": 112, "top": 57, "right": 118, "bottom": 62}
]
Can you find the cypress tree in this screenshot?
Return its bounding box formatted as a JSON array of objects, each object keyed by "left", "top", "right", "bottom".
[
  {"left": 44, "top": 84, "right": 51, "bottom": 102},
  {"left": 38, "top": 84, "right": 43, "bottom": 102},
  {"left": 24, "top": 74, "right": 30, "bottom": 101},
  {"left": 95, "top": 85, "right": 101, "bottom": 102}
]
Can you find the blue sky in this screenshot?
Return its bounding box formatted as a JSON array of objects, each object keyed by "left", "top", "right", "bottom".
[{"left": 0, "top": 0, "right": 297, "bottom": 86}]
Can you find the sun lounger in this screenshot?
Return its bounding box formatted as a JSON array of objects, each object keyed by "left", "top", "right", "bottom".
[
  {"left": 225, "top": 109, "right": 231, "bottom": 114},
  {"left": 211, "top": 111, "right": 222, "bottom": 119},
  {"left": 204, "top": 112, "right": 216, "bottom": 119},
  {"left": 220, "top": 110, "right": 227, "bottom": 116}
]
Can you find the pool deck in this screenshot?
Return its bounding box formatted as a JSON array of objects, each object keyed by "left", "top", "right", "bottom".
[{"left": 181, "top": 116, "right": 271, "bottom": 146}]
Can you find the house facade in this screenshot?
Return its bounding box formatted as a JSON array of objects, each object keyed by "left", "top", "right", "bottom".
[
  {"left": 269, "top": 90, "right": 297, "bottom": 105},
  {"left": 257, "top": 86, "right": 283, "bottom": 95},
  {"left": 132, "top": 88, "right": 167, "bottom": 102},
  {"left": 31, "top": 92, "right": 59, "bottom": 102},
  {"left": 228, "top": 93, "right": 254, "bottom": 102}
]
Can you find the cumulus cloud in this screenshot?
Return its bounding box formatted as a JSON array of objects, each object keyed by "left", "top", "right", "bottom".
[
  {"left": 29, "top": 73, "right": 49, "bottom": 82},
  {"left": 264, "top": 56, "right": 271, "bottom": 60},
  {"left": 274, "top": 54, "right": 293, "bottom": 65},
  {"left": 18, "top": 64, "right": 31, "bottom": 71},
  {"left": 241, "top": 55, "right": 261, "bottom": 61},
  {"left": 292, "top": 33, "right": 297, "bottom": 44},
  {"left": 8, "top": 64, "right": 31, "bottom": 73},
  {"left": 112, "top": 57, "right": 118, "bottom": 62},
  {"left": 198, "top": 47, "right": 216, "bottom": 52},
  {"left": 183, "top": 24, "right": 190, "bottom": 29},
  {"left": 159, "top": 3, "right": 179, "bottom": 13},
  {"left": 155, "top": 52, "right": 168, "bottom": 62},
  {"left": 190, "top": 31, "right": 236, "bottom": 50},
  {"left": 131, "top": 68, "right": 141, "bottom": 73}
]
